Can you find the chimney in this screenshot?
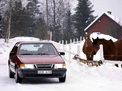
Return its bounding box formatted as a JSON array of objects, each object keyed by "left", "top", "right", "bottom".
[{"left": 107, "top": 11, "right": 112, "bottom": 15}]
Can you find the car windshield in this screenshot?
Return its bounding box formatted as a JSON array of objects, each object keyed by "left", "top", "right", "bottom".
[{"left": 18, "top": 43, "right": 58, "bottom": 55}]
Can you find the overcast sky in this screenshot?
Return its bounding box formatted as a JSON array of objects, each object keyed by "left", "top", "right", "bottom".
[{"left": 71, "top": 0, "right": 122, "bottom": 20}]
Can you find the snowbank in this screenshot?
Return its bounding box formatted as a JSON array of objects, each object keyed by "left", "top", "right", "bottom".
[{"left": 0, "top": 37, "right": 40, "bottom": 64}]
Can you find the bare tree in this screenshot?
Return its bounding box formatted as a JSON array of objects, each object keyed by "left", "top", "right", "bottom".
[
  {"left": 39, "top": 0, "right": 71, "bottom": 41},
  {"left": 5, "top": 0, "right": 11, "bottom": 43},
  {"left": 46, "top": 0, "right": 49, "bottom": 26}
]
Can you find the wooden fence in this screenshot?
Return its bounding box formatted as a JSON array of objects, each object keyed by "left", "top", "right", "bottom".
[
  {"left": 55, "top": 39, "right": 122, "bottom": 67},
  {"left": 55, "top": 37, "right": 84, "bottom": 63}
]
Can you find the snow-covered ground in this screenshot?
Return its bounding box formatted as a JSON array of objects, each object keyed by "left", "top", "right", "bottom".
[{"left": 0, "top": 33, "right": 122, "bottom": 91}]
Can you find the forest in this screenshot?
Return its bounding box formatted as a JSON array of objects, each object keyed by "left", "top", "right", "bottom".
[{"left": 0, "top": 0, "right": 96, "bottom": 42}]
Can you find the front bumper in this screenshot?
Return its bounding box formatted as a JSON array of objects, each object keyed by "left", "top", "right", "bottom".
[{"left": 18, "top": 68, "right": 67, "bottom": 78}]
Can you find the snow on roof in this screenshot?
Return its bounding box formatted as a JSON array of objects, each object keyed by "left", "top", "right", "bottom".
[
  {"left": 90, "top": 32, "right": 117, "bottom": 42},
  {"left": 84, "top": 12, "right": 122, "bottom": 31}
]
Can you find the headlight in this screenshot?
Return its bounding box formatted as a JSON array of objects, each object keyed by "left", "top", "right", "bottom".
[
  {"left": 20, "top": 64, "right": 34, "bottom": 69},
  {"left": 54, "top": 64, "right": 66, "bottom": 69}
]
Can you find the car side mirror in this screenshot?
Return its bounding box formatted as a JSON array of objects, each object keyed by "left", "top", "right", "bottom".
[
  {"left": 10, "top": 52, "right": 16, "bottom": 56},
  {"left": 59, "top": 52, "right": 65, "bottom": 55}
]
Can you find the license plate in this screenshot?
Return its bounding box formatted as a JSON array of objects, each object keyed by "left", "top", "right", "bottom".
[{"left": 37, "top": 70, "right": 52, "bottom": 74}]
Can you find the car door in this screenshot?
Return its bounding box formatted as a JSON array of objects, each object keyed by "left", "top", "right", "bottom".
[{"left": 9, "top": 43, "right": 19, "bottom": 72}]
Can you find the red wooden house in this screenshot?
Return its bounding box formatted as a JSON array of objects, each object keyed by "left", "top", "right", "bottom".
[{"left": 84, "top": 12, "right": 122, "bottom": 39}]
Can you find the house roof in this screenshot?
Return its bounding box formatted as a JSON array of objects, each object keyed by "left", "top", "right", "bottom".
[{"left": 84, "top": 12, "right": 122, "bottom": 31}]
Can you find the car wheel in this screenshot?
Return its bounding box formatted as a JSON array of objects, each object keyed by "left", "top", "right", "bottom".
[
  {"left": 15, "top": 69, "right": 22, "bottom": 83},
  {"left": 59, "top": 74, "right": 66, "bottom": 82},
  {"left": 9, "top": 67, "right": 14, "bottom": 78}
]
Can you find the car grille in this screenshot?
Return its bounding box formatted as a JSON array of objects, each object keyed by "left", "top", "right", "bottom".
[{"left": 34, "top": 64, "right": 54, "bottom": 68}]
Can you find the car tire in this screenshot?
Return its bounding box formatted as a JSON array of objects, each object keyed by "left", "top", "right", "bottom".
[
  {"left": 59, "top": 74, "right": 66, "bottom": 82},
  {"left": 15, "top": 69, "right": 22, "bottom": 83},
  {"left": 9, "top": 67, "right": 14, "bottom": 78}
]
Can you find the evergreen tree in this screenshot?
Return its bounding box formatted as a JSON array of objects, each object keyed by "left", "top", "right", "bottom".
[
  {"left": 34, "top": 16, "right": 49, "bottom": 40},
  {"left": 10, "top": 0, "right": 48, "bottom": 38},
  {"left": 0, "top": 0, "right": 9, "bottom": 38},
  {"left": 26, "top": 0, "right": 40, "bottom": 36},
  {"left": 63, "top": 10, "right": 72, "bottom": 43},
  {"left": 73, "top": 0, "right": 96, "bottom": 38},
  {"left": 0, "top": 0, "right": 49, "bottom": 39},
  {"left": 11, "top": 1, "right": 31, "bottom": 37}
]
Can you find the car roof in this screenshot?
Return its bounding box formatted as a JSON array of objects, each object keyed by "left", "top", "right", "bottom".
[{"left": 16, "top": 41, "right": 53, "bottom": 44}]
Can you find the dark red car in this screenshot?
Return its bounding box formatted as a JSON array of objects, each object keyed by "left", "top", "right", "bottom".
[{"left": 8, "top": 41, "right": 67, "bottom": 83}]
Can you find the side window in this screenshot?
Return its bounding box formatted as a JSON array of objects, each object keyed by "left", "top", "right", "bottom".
[{"left": 11, "top": 43, "right": 19, "bottom": 53}]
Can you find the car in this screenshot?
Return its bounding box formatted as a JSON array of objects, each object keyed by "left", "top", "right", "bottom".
[{"left": 8, "top": 41, "right": 67, "bottom": 83}]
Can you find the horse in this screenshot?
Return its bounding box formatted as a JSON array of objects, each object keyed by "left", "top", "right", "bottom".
[
  {"left": 83, "top": 34, "right": 94, "bottom": 60},
  {"left": 92, "top": 37, "right": 122, "bottom": 67}
]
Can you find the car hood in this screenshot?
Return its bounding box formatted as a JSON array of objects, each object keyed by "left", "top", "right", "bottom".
[{"left": 17, "top": 55, "right": 65, "bottom": 64}]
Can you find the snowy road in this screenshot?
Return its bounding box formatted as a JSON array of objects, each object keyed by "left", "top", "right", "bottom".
[{"left": 0, "top": 63, "right": 122, "bottom": 91}]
